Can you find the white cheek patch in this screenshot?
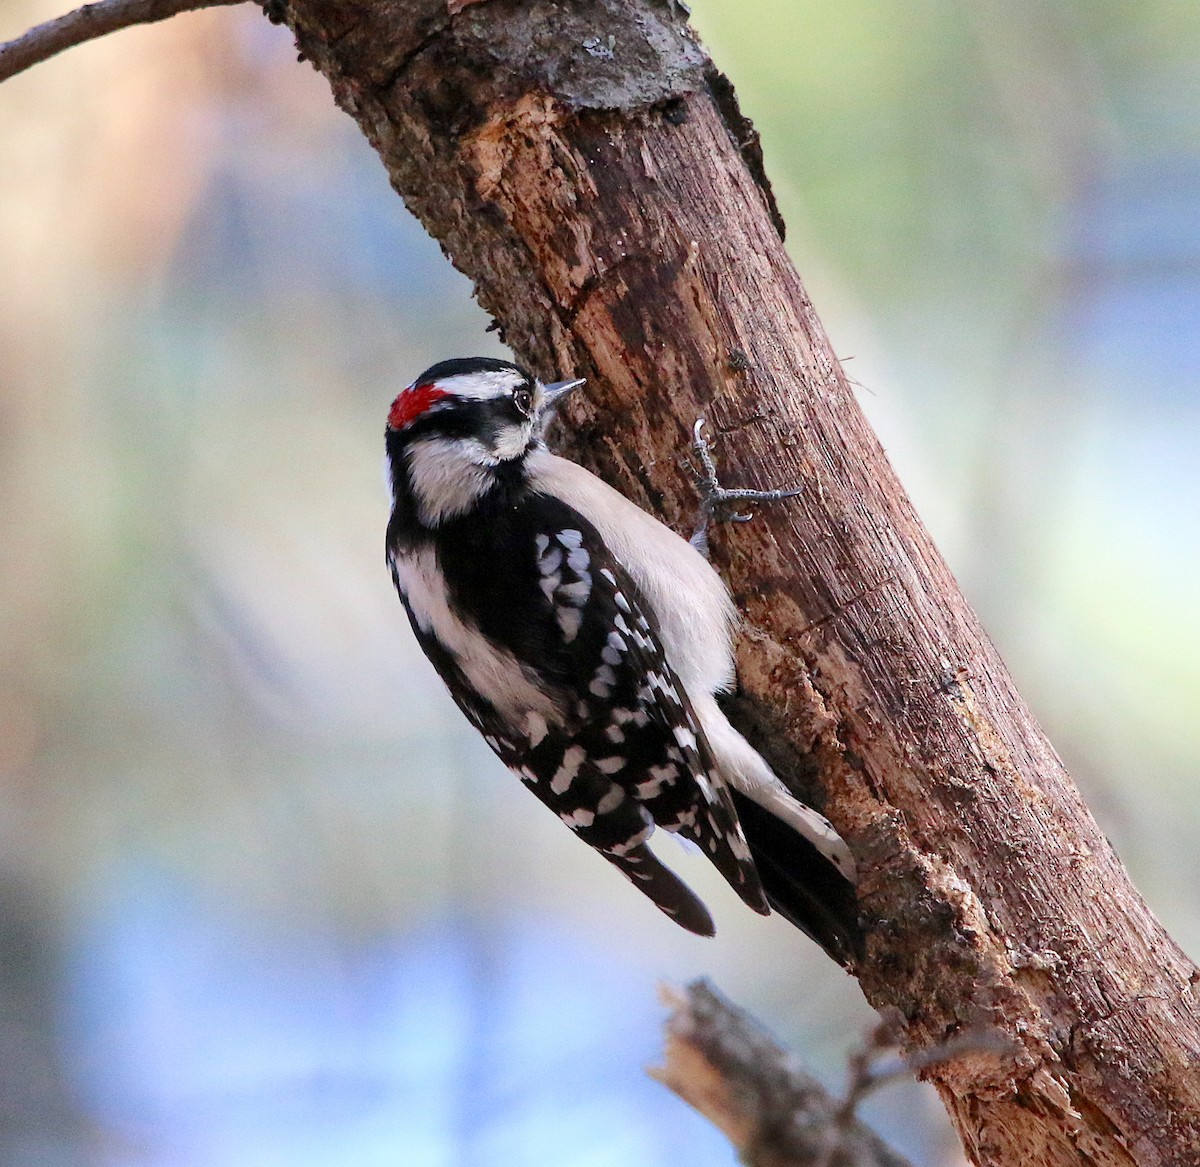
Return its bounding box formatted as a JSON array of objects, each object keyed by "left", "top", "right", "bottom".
[
  {"left": 389, "top": 545, "right": 564, "bottom": 726},
  {"left": 404, "top": 435, "right": 496, "bottom": 526},
  {"left": 492, "top": 420, "right": 534, "bottom": 461}
]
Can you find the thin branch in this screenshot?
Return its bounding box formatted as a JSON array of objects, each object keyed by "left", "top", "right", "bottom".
[
  {"left": 835, "top": 1018, "right": 1017, "bottom": 1127},
  {"left": 653, "top": 981, "right": 1019, "bottom": 1167},
  {"left": 818, "top": 1015, "right": 1019, "bottom": 1167},
  {"left": 651, "top": 981, "right": 916, "bottom": 1167},
  {"left": 0, "top": 0, "right": 247, "bottom": 84}
]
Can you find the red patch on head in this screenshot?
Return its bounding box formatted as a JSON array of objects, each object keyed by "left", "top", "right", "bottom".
[{"left": 388, "top": 382, "right": 448, "bottom": 431}]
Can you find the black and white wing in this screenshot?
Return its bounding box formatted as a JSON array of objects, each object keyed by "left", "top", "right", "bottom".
[{"left": 390, "top": 500, "right": 768, "bottom": 936}]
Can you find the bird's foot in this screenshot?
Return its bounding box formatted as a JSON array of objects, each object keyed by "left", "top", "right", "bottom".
[{"left": 689, "top": 419, "right": 802, "bottom": 557}]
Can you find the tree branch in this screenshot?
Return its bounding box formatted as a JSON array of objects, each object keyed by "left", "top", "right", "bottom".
[
  {"left": 0, "top": 0, "right": 246, "bottom": 84},
  {"left": 655, "top": 981, "right": 1021, "bottom": 1167},
  {"left": 652, "top": 981, "right": 918, "bottom": 1167}
]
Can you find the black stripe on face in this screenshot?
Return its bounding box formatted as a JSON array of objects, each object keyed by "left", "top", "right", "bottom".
[{"left": 400, "top": 395, "right": 532, "bottom": 447}]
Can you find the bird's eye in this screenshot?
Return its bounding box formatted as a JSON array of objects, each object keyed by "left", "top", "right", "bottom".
[{"left": 512, "top": 387, "right": 534, "bottom": 415}]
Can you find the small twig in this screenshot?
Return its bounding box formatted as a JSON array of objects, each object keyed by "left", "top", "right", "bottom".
[
  {"left": 832, "top": 1012, "right": 907, "bottom": 1129},
  {"left": 814, "top": 1015, "right": 1018, "bottom": 1167},
  {"left": 837, "top": 1015, "right": 1017, "bottom": 1125},
  {"left": 0, "top": 0, "right": 247, "bottom": 84}
]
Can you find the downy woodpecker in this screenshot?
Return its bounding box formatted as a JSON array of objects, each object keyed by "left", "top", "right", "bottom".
[{"left": 385, "top": 357, "right": 861, "bottom": 963}]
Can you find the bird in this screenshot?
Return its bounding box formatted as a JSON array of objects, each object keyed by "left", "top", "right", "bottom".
[{"left": 384, "top": 355, "right": 861, "bottom": 964}]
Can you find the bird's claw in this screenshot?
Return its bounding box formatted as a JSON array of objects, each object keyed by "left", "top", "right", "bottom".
[{"left": 689, "top": 418, "right": 802, "bottom": 556}]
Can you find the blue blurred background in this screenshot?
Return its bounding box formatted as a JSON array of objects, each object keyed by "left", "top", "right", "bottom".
[{"left": 0, "top": 1, "right": 1197, "bottom": 1164}]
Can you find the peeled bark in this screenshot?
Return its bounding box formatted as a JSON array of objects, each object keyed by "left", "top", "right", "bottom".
[{"left": 272, "top": 1, "right": 1200, "bottom": 1162}]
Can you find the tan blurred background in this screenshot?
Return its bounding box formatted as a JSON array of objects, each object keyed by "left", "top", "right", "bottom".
[{"left": 0, "top": 1, "right": 1197, "bottom": 1164}]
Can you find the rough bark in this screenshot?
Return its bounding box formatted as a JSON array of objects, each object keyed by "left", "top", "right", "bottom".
[{"left": 268, "top": 1, "right": 1200, "bottom": 1163}]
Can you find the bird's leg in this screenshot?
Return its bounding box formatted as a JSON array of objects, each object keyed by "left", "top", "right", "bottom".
[{"left": 689, "top": 419, "right": 803, "bottom": 557}]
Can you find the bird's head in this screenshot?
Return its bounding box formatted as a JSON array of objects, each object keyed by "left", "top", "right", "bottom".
[{"left": 385, "top": 356, "right": 584, "bottom": 526}]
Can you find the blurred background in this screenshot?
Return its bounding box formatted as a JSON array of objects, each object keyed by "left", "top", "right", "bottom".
[{"left": 0, "top": 0, "right": 1197, "bottom": 1163}]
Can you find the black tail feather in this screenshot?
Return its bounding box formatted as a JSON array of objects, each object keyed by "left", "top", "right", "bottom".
[
  {"left": 730, "top": 789, "right": 864, "bottom": 968},
  {"left": 605, "top": 844, "right": 717, "bottom": 938}
]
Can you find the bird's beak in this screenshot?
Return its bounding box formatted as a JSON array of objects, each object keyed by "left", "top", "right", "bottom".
[{"left": 542, "top": 377, "right": 586, "bottom": 406}]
